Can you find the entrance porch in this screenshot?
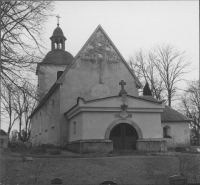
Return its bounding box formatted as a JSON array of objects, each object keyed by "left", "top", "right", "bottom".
[{"left": 64, "top": 95, "right": 166, "bottom": 153}]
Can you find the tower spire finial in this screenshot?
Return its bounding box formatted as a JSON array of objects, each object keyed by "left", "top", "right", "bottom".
[{"left": 56, "top": 15, "right": 60, "bottom": 26}]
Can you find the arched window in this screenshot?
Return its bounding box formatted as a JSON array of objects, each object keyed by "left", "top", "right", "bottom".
[{"left": 163, "top": 125, "right": 172, "bottom": 138}]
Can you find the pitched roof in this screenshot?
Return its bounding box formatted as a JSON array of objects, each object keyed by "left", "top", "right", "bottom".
[
  {"left": 161, "top": 105, "right": 191, "bottom": 122},
  {"left": 65, "top": 95, "right": 163, "bottom": 116},
  {"left": 139, "top": 96, "right": 161, "bottom": 103},
  {"left": 57, "top": 25, "right": 142, "bottom": 88},
  {"left": 31, "top": 25, "right": 143, "bottom": 118},
  {"left": 0, "top": 129, "right": 8, "bottom": 136}
]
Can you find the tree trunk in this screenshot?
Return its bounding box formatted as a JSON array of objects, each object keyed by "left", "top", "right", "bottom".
[{"left": 168, "top": 91, "right": 171, "bottom": 107}]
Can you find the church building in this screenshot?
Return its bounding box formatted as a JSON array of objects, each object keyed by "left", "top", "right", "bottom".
[{"left": 30, "top": 23, "right": 191, "bottom": 153}]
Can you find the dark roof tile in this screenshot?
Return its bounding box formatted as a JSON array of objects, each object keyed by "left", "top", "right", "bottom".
[
  {"left": 0, "top": 129, "right": 8, "bottom": 136},
  {"left": 41, "top": 49, "right": 74, "bottom": 65},
  {"left": 161, "top": 105, "right": 191, "bottom": 122}
]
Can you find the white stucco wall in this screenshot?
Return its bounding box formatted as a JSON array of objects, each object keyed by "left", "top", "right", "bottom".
[
  {"left": 31, "top": 87, "right": 61, "bottom": 146},
  {"left": 60, "top": 58, "right": 139, "bottom": 115},
  {"left": 162, "top": 122, "right": 190, "bottom": 147},
  {"left": 68, "top": 113, "right": 83, "bottom": 142},
  {"left": 59, "top": 57, "right": 140, "bottom": 142},
  {"left": 79, "top": 112, "right": 162, "bottom": 140},
  {"left": 58, "top": 55, "right": 140, "bottom": 143},
  {"left": 82, "top": 112, "right": 113, "bottom": 140},
  {"left": 132, "top": 113, "right": 162, "bottom": 138},
  {"left": 65, "top": 95, "right": 165, "bottom": 142},
  {"left": 37, "top": 65, "right": 67, "bottom": 98}
]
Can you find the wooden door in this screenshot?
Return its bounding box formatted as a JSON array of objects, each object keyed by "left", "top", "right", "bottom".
[{"left": 109, "top": 123, "right": 138, "bottom": 150}]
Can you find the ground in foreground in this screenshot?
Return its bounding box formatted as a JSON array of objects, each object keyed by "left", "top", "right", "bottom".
[{"left": 1, "top": 149, "right": 199, "bottom": 185}]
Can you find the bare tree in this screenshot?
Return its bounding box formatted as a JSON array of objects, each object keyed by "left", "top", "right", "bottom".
[
  {"left": 1, "top": 82, "right": 18, "bottom": 141},
  {"left": 12, "top": 83, "right": 37, "bottom": 142},
  {"left": 153, "top": 44, "right": 191, "bottom": 107},
  {"left": 180, "top": 80, "right": 200, "bottom": 145},
  {"left": 1, "top": 1, "right": 54, "bottom": 94},
  {"left": 1, "top": 2, "right": 54, "bottom": 139},
  {"left": 129, "top": 44, "right": 191, "bottom": 106},
  {"left": 10, "top": 129, "right": 18, "bottom": 142},
  {"left": 1, "top": 81, "right": 37, "bottom": 142},
  {"left": 129, "top": 50, "right": 165, "bottom": 100}
]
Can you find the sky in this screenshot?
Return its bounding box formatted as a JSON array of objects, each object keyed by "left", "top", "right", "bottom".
[
  {"left": 43, "top": 1, "right": 199, "bottom": 81},
  {"left": 2, "top": 1, "right": 199, "bottom": 133}
]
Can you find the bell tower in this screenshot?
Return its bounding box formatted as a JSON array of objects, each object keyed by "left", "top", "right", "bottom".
[
  {"left": 50, "top": 15, "right": 66, "bottom": 50},
  {"left": 36, "top": 16, "right": 74, "bottom": 101}
]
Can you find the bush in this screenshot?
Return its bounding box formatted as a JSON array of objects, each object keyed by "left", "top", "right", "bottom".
[
  {"left": 176, "top": 154, "right": 200, "bottom": 182},
  {"left": 175, "top": 147, "right": 186, "bottom": 152},
  {"left": 45, "top": 143, "right": 56, "bottom": 148},
  {"left": 9, "top": 141, "right": 30, "bottom": 162},
  {"left": 29, "top": 146, "right": 46, "bottom": 155},
  {"left": 50, "top": 150, "right": 61, "bottom": 155},
  {"left": 8, "top": 141, "right": 21, "bottom": 148},
  {"left": 38, "top": 145, "right": 46, "bottom": 153}
]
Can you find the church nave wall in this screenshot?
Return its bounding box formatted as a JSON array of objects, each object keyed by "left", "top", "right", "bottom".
[{"left": 31, "top": 87, "right": 61, "bottom": 146}]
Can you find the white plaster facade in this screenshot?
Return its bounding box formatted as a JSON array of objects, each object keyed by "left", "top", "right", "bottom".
[
  {"left": 65, "top": 96, "right": 165, "bottom": 143},
  {"left": 30, "top": 25, "right": 191, "bottom": 151},
  {"left": 162, "top": 122, "right": 190, "bottom": 147},
  {"left": 37, "top": 65, "right": 67, "bottom": 99},
  {"left": 31, "top": 87, "right": 61, "bottom": 146}
]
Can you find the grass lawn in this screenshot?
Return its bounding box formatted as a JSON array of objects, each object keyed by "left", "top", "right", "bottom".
[{"left": 1, "top": 149, "right": 200, "bottom": 185}]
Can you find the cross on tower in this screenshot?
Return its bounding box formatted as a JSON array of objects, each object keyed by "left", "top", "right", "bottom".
[
  {"left": 56, "top": 15, "right": 60, "bottom": 26},
  {"left": 119, "top": 80, "right": 127, "bottom": 96}
]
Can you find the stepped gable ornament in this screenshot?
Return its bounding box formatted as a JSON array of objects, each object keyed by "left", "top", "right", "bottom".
[
  {"left": 80, "top": 30, "right": 121, "bottom": 63},
  {"left": 115, "top": 80, "right": 132, "bottom": 119}
]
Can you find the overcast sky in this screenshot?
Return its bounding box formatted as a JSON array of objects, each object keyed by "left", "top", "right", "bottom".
[
  {"left": 43, "top": 1, "right": 199, "bottom": 80},
  {"left": 3, "top": 1, "right": 199, "bottom": 132}
]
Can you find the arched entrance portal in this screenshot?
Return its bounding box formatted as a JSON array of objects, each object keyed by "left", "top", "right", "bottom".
[{"left": 109, "top": 123, "right": 138, "bottom": 150}]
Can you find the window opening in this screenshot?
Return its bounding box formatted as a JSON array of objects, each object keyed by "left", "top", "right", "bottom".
[{"left": 73, "top": 122, "right": 76, "bottom": 134}]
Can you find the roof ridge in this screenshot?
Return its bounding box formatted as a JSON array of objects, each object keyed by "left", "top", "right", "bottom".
[{"left": 56, "top": 25, "right": 142, "bottom": 88}]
